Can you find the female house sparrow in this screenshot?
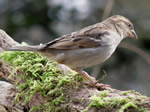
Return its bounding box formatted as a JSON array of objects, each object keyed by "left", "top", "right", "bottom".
[{"left": 6, "top": 15, "right": 137, "bottom": 87}]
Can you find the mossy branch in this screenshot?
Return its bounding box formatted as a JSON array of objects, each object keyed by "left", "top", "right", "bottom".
[{"left": 0, "top": 29, "right": 150, "bottom": 112}]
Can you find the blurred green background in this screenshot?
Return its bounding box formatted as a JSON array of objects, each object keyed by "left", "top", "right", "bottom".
[{"left": 0, "top": 0, "right": 150, "bottom": 96}]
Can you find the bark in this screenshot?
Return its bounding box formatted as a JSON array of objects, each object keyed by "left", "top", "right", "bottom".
[{"left": 0, "top": 29, "right": 150, "bottom": 112}]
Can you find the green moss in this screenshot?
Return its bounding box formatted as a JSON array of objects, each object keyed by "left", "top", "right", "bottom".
[
  {"left": 121, "top": 90, "right": 147, "bottom": 98},
  {"left": 0, "top": 51, "right": 82, "bottom": 112},
  {"left": 0, "top": 51, "right": 148, "bottom": 112},
  {"left": 119, "top": 102, "right": 140, "bottom": 112},
  {"left": 82, "top": 90, "right": 148, "bottom": 112},
  {"left": 99, "top": 90, "right": 109, "bottom": 97},
  {"left": 121, "top": 90, "right": 135, "bottom": 95}
]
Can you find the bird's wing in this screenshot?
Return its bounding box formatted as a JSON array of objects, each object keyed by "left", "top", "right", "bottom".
[{"left": 42, "top": 24, "right": 110, "bottom": 50}]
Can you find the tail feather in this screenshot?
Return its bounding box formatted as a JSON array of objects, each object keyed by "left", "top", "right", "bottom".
[{"left": 5, "top": 45, "right": 40, "bottom": 52}]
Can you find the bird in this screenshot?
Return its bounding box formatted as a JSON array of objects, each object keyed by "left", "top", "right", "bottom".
[{"left": 6, "top": 15, "right": 137, "bottom": 88}]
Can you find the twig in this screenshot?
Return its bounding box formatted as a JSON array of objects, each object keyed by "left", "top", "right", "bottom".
[
  {"left": 102, "top": 0, "right": 115, "bottom": 20},
  {"left": 97, "top": 70, "right": 108, "bottom": 82},
  {"left": 119, "top": 42, "right": 150, "bottom": 64}
]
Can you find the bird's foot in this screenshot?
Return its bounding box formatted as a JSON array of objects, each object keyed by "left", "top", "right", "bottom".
[
  {"left": 94, "top": 82, "right": 111, "bottom": 88},
  {"left": 76, "top": 69, "right": 111, "bottom": 89},
  {"left": 84, "top": 81, "right": 111, "bottom": 89}
]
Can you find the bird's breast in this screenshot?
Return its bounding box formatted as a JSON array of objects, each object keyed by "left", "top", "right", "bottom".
[{"left": 53, "top": 45, "right": 117, "bottom": 69}]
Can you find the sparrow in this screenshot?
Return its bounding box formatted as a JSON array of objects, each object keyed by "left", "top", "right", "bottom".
[{"left": 6, "top": 15, "right": 137, "bottom": 88}]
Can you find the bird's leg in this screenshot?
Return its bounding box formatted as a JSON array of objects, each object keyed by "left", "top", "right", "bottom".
[
  {"left": 80, "top": 71, "right": 96, "bottom": 85},
  {"left": 75, "top": 68, "right": 110, "bottom": 88},
  {"left": 75, "top": 68, "right": 96, "bottom": 84}
]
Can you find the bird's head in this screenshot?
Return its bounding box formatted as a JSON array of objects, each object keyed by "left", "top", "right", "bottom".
[{"left": 105, "top": 15, "right": 138, "bottom": 39}]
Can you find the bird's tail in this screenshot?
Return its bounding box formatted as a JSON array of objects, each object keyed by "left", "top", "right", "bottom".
[{"left": 5, "top": 45, "right": 41, "bottom": 52}]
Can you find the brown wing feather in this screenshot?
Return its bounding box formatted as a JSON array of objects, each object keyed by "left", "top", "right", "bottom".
[{"left": 42, "top": 24, "right": 109, "bottom": 50}]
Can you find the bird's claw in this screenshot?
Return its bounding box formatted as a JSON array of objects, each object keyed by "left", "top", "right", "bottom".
[
  {"left": 94, "top": 82, "right": 111, "bottom": 88},
  {"left": 84, "top": 81, "right": 111, "bottom": 89}
]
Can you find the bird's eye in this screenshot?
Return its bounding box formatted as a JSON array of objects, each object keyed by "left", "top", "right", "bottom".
[{"left": 128, "top": 24, "right": 132, "bottom": 28}]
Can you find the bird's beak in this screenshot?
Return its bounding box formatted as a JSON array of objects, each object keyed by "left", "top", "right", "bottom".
[{"left": 128, "top": 30, "right": 138, "bottom": 39}]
